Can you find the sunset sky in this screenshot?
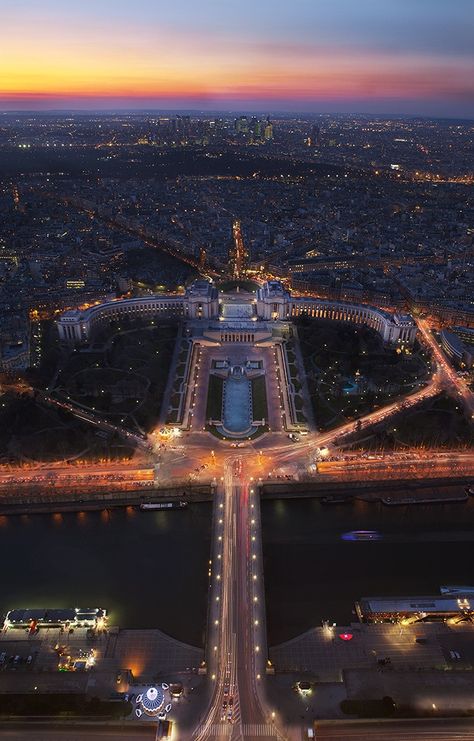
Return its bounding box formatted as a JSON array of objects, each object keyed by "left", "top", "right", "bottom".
[{"left": 1, "top": 0, "right": 473, "bottom": 116}]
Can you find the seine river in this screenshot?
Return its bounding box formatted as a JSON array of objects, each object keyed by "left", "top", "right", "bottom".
[
  {"left": 261, "top": 496, "right": 474, "bottom": 645},
  {"left": 1, "top": 497, "right": 473, "bottom": 649},
  {"left": 0, "top": 504, "right": 212, "bottom": 648}
]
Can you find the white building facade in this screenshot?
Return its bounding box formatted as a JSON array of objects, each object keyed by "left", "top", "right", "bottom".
[
  {"left": 57, "top": 279, "right": 417, "bottom": 346},
  {"left": 256, "top": 281, "right": 417, "bottom": 345},
  {"left": 57, "top": 280, "right": 219, "bottom": 344}
]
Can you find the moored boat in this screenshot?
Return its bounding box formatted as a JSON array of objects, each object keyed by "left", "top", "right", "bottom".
[
  {"left": 440, "top": 585, "right": 474, "bottom": 595},
  {"left": 140, "top": 501, "right": 188, "bottom": 511}
]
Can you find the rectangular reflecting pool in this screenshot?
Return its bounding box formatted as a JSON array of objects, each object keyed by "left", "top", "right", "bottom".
[{"left": 222, "top": 374, "right": 252, "bottom": 433}]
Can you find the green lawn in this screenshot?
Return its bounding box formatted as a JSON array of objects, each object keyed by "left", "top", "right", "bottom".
[
  {"left": 296, "top": 318, "right": 427, "bottom": 431},
  {"left": 348, "top": 393, "right": 473, "bottom": 450},
  {"left": 206, "top": 375, "right": 224, "bottom": 420},
  {"left": 252, "top": 376, "right": 268, "bottom": 421}
]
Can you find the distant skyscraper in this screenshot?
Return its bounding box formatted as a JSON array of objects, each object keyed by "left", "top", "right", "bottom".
[
  {"left": 176, "top": 115, "right": 191, "bottom": 139},
  {"left": 250, "top": 117, "right": 262, "bottom": 139},
  {"left": 264, "top": 117, "right": 273, "bottom": 141},
  {"left": 235, "top": 116, "right": 249, "bottom": 134},
  {"left": 306, "top": 123, "right": 321, "bottom": 147}
]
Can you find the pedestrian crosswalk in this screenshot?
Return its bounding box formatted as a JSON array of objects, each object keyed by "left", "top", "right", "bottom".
[
  {"left": 241, "top": 724, "right": 278, "bottom": 737},
  {"left": 195, "top": 723, "right": 278, "bottom": 737},
  {"left": 198, "top": 723, "right": 232, "bottom": 736}
]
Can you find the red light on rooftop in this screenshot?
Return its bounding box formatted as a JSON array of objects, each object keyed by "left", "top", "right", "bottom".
[{"left": 339, "top": 633, "right": 353, "bottom": 641}]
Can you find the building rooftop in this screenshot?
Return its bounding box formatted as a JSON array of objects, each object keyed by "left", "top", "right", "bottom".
[
  {"left": 393, "top": 314, "right": 416, "bottom": 327},
  {"left": 5, "top": 607, "right": 107, "bottom": 627},
  {"left": 186, "top": 279, "right": 217, "bottom": 299},
  {"left": 359, "top": 595, "right": 472, "bottom": 615}
]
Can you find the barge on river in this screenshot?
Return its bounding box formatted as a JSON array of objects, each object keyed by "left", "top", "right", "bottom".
[{"left": 140, "top": 501, "right": 188, "bottom": 511}]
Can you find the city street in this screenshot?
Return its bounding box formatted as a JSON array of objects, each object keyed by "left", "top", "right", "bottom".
[
  {"left": 416, "top": 317, "right": 474, "bottom": 419},
  {"left": 195, "top": 459, "right": 277, "bottom": 740},
  {"left": 316, "top": 718, "right": 474, "bottom": 740},
  {"left": 1, "top": 16, "right": 474, "bottom": 739}
]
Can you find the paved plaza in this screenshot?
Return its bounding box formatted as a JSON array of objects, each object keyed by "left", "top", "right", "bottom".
[
  {"left": 115, "top": 629, "right": 203, "bottom": 680},
  {"left": 0, "top": 624, "right": 203, "bottom": 695},
  {"left": 266, "top": 622, "right": 474, "bottom": 721},
  {"left": 270, "top": 622, "right": 474, "bottom": 681},
  {"left": 188, "top": 343, "right": 284, "bottom": 434}
]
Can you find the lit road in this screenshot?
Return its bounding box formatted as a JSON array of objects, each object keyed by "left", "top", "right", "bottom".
[
  {"left": 40, "top": 392, "right": 151, "bottom": 452},
  {"left": 316, "top": 451, "right": 474, "bottom": 480},
  {"left": 257, "top": 368, "right": 443, "bottom": 471},
  {"left": 416, "top": 316, "right": 474, "bottom": 419},
  {"left": 231, "top": 219, "right": 247, "bottom": 280},
  {"left": 195, "top": 458, "right": 278, "bottom": 740},
  {"left": 0, "top": 462, "right": 155, "bottom": 500},
  {"left": 1, "top": 309, "right": 473, "bottom": 502},
  {"left": 316, "top": 718, "right": 474, "bottom": 740}
]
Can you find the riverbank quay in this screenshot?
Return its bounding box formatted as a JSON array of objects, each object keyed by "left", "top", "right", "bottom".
[
  {"left": 0, "top": 623, "right": 205, "bottom": 736},
  {"left": 267, "top": 621, "right": 474, "bottom": 721},
  {"left": 0, "top": 484, "right": 213, "bottom": 515},
  {"left": 260, "top": 476, "right": 472, "bottom": 504},
  {"left": 1, "top": 475, "right": 471, "bottom": 515},
  {"left": 0, "top": 622, "right": 203, "bottom": 695}
]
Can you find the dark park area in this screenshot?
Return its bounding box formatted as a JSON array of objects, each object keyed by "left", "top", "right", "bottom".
[{"left": 296, "top": 318, "right": 429, "bottom": 430}]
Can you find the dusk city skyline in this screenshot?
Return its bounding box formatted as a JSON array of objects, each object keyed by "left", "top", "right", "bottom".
[
  {"left": 1, "top": 0, "right": 474, "bottom": 116},
  {"left": 0, "top": 1, "right": 473, "bottom": 740}
]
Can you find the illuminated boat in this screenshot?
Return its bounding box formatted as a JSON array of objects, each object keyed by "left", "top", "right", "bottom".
[
  {"left": 341, "top": 530, "right": 381, "bottom": 541},
  {"left": 440, "top": 586, "right": 474, "bottom": 595}
]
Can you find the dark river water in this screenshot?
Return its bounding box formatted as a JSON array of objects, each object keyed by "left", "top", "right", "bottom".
[
  {"left": 0, "top": 504, "right": 212, "bottom": 648},
  {"left": 1, "top": 496, "right": 473, "bottom": 650},
  {"left": 261, "top": 496, "right": 474, "bottom": 646}
]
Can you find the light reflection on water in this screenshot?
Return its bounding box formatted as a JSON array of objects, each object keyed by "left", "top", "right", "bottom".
[
  {"left": 262, "top": 496, "right": 474, "bottom": 645},
  {"left": 0, "top": 504, "right": 212, "bottom": 647}
]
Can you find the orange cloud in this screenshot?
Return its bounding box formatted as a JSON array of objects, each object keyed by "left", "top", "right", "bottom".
[{"left": 0, "top": 14, "right": 472, "bottom": 107}]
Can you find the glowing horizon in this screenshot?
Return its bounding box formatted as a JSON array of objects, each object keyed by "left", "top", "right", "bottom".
[{"left": 1, "top": 0, "right": 473, "bottom": 117}]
